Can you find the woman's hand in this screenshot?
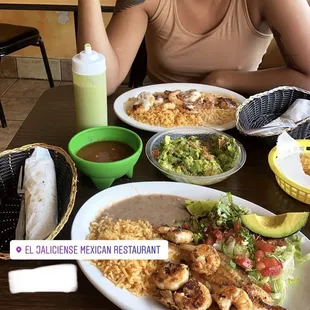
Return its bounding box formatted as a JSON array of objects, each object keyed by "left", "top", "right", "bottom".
[{"left": 202, "top": 71, "right": 229, "bottom": 89}]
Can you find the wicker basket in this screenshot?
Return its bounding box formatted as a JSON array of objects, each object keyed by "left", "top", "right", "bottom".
[
  {"left": 0, "top": 143, "right": 78, "bottom": 260},
  {"left": 268, "top": 139, "right": 310, "bottom": 205},
  {"left": 236, "top": 86, "right": 310, "bottom": 146}
]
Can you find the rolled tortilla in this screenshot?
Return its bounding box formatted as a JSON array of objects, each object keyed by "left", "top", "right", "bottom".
[{"left": 23, "top": 147, "right": 58, "bottom": 240}]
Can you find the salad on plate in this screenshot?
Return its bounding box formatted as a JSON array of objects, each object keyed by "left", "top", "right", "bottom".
[{"left": 180, "top": 193, "right": 310, "bottom": 305}]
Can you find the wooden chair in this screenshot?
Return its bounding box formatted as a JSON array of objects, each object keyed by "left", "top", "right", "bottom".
[{"left": 0, "top": 23, "right": 55, "bottom": 128}]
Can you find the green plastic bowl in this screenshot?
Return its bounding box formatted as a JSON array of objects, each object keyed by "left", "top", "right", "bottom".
[{"left": 68, "top": 126, "right": 143, "bottom": 190}]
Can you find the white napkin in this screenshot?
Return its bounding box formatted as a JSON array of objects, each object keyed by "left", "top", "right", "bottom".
[
  {"left": 267, "top": 99, "right": 310, "bottom": 126},
  {"left": 244, "top": 99, "right": 310, "bottom": 135},
  {"left": 275, "top": 132, "right": 310, "bottom": 188},
  {"left": 15, "top": 147, "right": 58, "bottom": 240}
]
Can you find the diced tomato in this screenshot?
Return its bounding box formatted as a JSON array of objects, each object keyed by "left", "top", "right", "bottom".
[
  {"left": 255, "top": 250, "right": 265, "bottom": 262},
  {"left": 260, "top": 265, "right": 282, "bottom": 277},
  {"left": 261, "top": 257, "right": 279, "bottom": 268},
  {"left": 219, "top": 138, "right": 226, "bottom": 148},
  {"left": 264, "top": 239, "right": 277, "bottom": 245},
  {"left": 206, "top": 236, "right": 215, "bottom": 245},
  {"left": 276, "top": 239, "right": 287, "bottom": 247},
  {"left": 212, "top": 229, "right": 223, "bottom": 241},
  {"left": 152, "top": 149, "right": 160, "bottom": 158},
  {"left": 262, "top": 238, "right": 287, "bottom": 247},
  {"left": 256, "top": 262, "right": 266, "bottom": 271},
  {"left": 234, "top": 221, "right": 241, "bottom": 233},
  {"left": 181, "top": 223, "right": 190, "bottom": 229},
  {"left": 223, "top": 231, "right": 235, "bottom": 239},
  {"left": 235, "top": 257, "right": 254, "bottom": 270},
  {"left": 262, "top": 283, "right": 272, "bottom": 294},
  {"left": 206, "top": 225, "right": 214, "bottom": 233},
  {"left": 256, "top": 240, "right": 276, "bottom": 253},
  {"left": 235, "top": 236, "right": 243, "bottom": 244},
  {"left": 218, "top": 225, "right": 226, "bottom": 230}
]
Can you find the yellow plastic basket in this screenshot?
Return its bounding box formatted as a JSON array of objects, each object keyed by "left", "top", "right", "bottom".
[{"left": 268, "top": 139, "right": 310, "bottom": 205}]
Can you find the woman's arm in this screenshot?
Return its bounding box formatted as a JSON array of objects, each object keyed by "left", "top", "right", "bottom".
[
  {"left": 77, "top": 0, "right": 148, "bottom": 95},
  {"left": 204, "top": 0, "right": 310, "bottom": 94}
]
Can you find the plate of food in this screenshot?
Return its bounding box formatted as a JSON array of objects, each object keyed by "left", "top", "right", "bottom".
[
  {"left": 71, "top": 182, "right": 310, "bottom": 310},
  {"left": 114, "top": 84, "right": 246, "bottom": 132}
]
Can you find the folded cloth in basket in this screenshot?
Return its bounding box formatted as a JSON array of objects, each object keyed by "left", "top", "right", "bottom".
[
  {"left": 244, "top": 99, "right": 310, "bottom": 135},
  {"left": 15, "top": 147, "right": 58, "bottom": 240}
]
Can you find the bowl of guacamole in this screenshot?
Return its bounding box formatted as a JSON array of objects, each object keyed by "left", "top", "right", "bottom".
[{"left": 145, "top": 127, "right": 246, "bottom": 185}]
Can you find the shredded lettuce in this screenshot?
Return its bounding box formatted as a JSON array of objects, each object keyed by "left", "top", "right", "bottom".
[
  {"left": 229, "top": 260, "right": 237, "bottom": 269},
  {"left": 185, "top": 193, "right": 249, "bottom": 230},
  {"left": 210, "top": 193, "right": 249, "bottom": 228},
  {"left": 249, "top": 235, "right": 310, "bottom": 305},
  {"left": 288, "top": 235, "right": 310, "bottom": 264},
  {"left": 233, "top": 243, "right": 250, "bottom": 257},
  {"left": 223, "top": 237, "right": 236, "bottom": 257}
]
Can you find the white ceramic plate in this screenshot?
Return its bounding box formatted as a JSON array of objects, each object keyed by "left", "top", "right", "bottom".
[
  {"left": 71, "top": 182, "right": 310, "bottom": 310},
  {"left": 113, "top": 84, "right": 246, "bottom": 133}
]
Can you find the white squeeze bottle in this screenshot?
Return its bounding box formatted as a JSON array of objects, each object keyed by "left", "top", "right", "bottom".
[{"left": 72, "top": 43, "right": 108, "bottom": 132}]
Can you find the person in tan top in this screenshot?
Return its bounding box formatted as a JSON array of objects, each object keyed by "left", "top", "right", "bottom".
[{"left": 78, "top": 0, "right": 310, "bottom": 95}]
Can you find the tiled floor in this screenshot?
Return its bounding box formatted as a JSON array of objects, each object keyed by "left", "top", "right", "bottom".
[{"left": 0, "top": 78, "right": 70, "bottom": 151}]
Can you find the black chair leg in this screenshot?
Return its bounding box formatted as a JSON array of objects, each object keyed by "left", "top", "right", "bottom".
[
  {"left": 0, "top": 99, "right": 7, "bottom": 128},
  {"left": 38, "top": 37, "right": 54, "bottom": 88}
]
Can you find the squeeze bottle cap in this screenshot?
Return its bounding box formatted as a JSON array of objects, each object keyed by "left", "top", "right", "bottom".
[{"left": 72, "top": 43, "right": 106, "bottom": 76}]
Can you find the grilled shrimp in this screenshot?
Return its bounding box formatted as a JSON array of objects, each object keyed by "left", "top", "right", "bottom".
[
  {"left": 190, "top": 270, "right": 212, "bottom": 291},
  {"left": 187, "top": 90, "right": 201, "bottom": 103},
  {"left": 243, "top": 283, "right": 287, "bottom": 309},
  {"left": 158, "top": 226, "right": 194, "bottom": 244},
  {"left": 183, "top": 102, "right": 199, "bottom": 114},
  {"left": 163, "top": 102, "right": 176, "bottom": 110},
  {"left": 168, "top": 242, "right": 182, "bottom": 264},
  {"left": 153, "top": 93, "right": 164, "bottom": 105},
  {"left": 155, "top": 289, "right": 180, "bottom": 310},
  {"left": 218, "top": 97, "right": 237, "bottom": 109},
  {"left": 213, "top": 286, "right": 253, "bottom": 310},
  {"left": 179, "top": 244, "right": 196, "bottom": 262},
  {"left": 243, "top": 283, "right": 273, "bottom": 305},
  {"left": 191, "top": 244, "right": 221, "bottom": 276},
  {"left": 137, "top": 91, "right": 155, "bottom": 103},
  {"left": 173, "top": 278, "right": 212, "bottom": 310},
  {"left": 167, "top": 243, "right": 196, "bottom": 265},
  {"left": 153, "top": 262, "right": 190, "bottom": 291},
  {"left": 132, "top": 91, "right": 155, "bottom": 112},
  {"left": 168, "top": 90, "right": 184, "bottom": 105}
]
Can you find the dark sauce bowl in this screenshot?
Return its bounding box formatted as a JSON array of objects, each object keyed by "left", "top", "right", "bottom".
[{"left": 68, "top": 126, "right": 143, "bottom": 190}]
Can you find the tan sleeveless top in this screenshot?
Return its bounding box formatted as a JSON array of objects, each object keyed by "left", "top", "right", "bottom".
[{"left": 145, "top": 0, "right": 273, "bottom": 83}]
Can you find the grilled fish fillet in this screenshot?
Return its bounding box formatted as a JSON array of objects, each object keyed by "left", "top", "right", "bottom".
[
  {"left": 154, "top": 285, "right": 221, "bottom": 310},
  {"left": 167, "top": 244, "right": 287, "bottom": 310},
  {"left": 204, "top": 252, "right": 251, "bottom": 291},
  {"left": 199, "top": 253, "right": 286, "bottom": 310}
]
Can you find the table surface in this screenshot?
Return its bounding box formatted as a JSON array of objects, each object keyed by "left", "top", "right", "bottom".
[
  {"left": 1, "top": 85, "right": 309, "bottom": 309},
  {"left": 0, "top": 0, "right": 115, "bottom": 6}
]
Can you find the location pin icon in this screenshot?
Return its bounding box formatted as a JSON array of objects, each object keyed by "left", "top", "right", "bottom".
[{"left": 16, "top": 247, "right": 21, "bottom": 253}]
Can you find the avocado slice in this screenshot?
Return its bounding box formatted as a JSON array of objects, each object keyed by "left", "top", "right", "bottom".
[{"left": 241, "top": 212, "right": 309, "bottom": 238}]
